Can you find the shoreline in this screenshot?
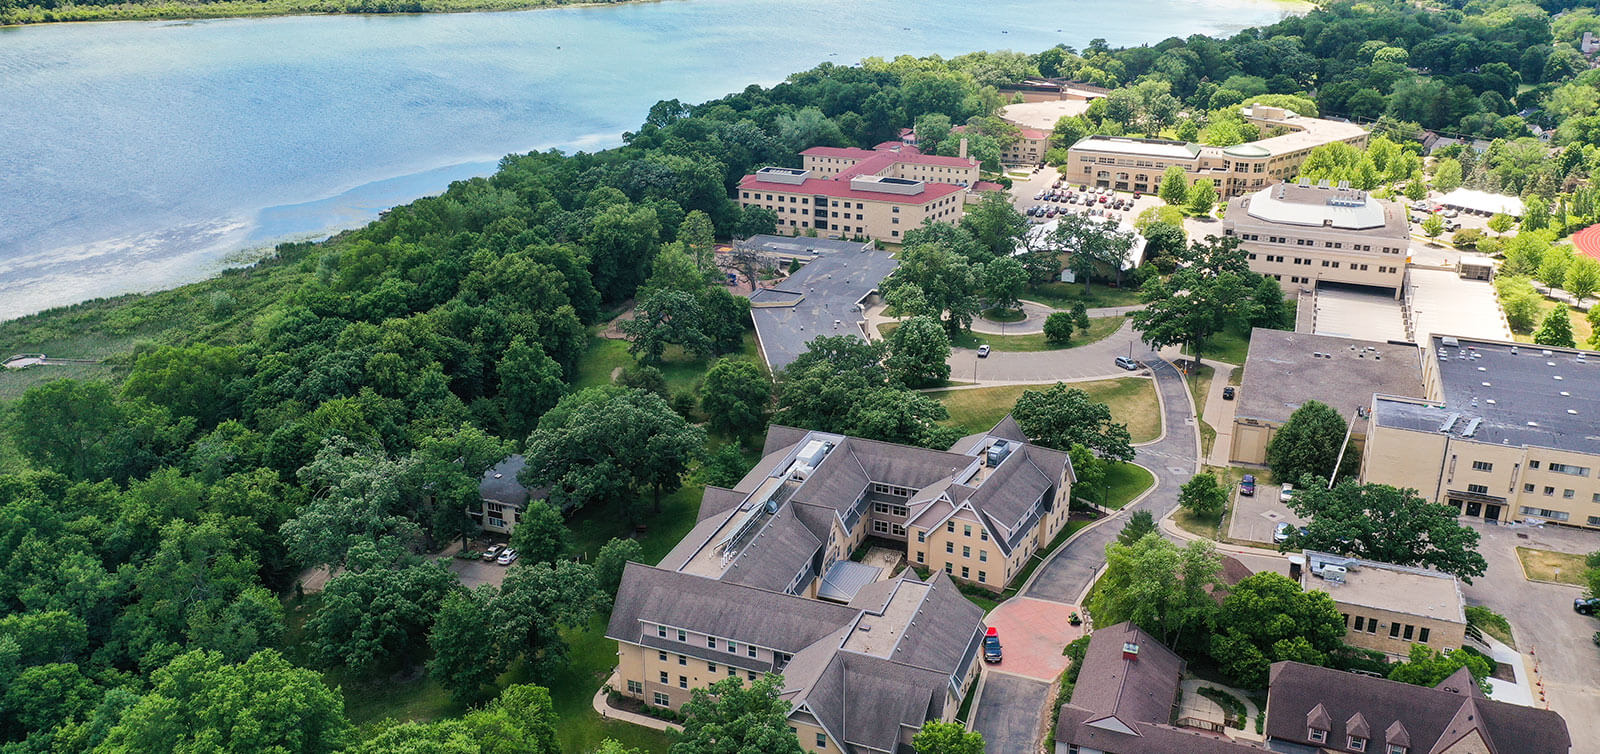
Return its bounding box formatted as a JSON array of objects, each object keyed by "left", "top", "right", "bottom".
[{"left": 0, "top": 0, "right": 664, "bottom": 27}]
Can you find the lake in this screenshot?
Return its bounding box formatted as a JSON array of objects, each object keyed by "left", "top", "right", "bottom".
[{"left": 0, "top": 0, "right": 1302, "bottom": 320}]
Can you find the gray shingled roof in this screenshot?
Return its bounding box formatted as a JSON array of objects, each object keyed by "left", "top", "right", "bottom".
[
  {"left": 801, "top": 652, "right": 945, "bottom": 754},
  {"left": 1054, "top": 705, "right": 1269, "bottom": 753},
  {"left": 722, "top": 506, "right": 822, "bottom": 593},
  {"left": 479, "top": 455, "right": 532, "bottom": 506},
  {"left": 1264, "top": 661, "right": 1571, "bottom": 754},
  {"left": 607, "top": 563, "right": 858, "bottom": 653},
  {"left": 1069, "top": 622, "right": 1184, "bottom": 724},
  {"left": 886, "top": 571, "right": 984, "bottom": 678},
  {"left": 697, "top": 486, "right": 746, "bottom": 523}
]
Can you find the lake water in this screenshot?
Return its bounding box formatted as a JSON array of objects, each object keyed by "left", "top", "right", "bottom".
[{"left": 0, "top": 0, "right": 1302, "bottom": 320}]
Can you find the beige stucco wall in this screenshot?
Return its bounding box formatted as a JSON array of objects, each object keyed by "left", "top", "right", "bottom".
[
  {"left": 738, "top": 187, "right": 962, "bottom": 243},
  {"left": 788, "top": 718, "right": 846, "bottom": 753},
  {"left": 1337, "top": 604, "right": 1466, "bottom": 659}
]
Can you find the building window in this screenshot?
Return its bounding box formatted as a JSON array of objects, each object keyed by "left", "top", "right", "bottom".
[
  {"left": 946, "top": 542, "right": 954, "bottom": 554},
  {"left": 916, "top": 551, "right": 925, "bottom": 563},
  {"left": 1403, "top": 625, "right": 1415, "bottom": 640},
  {"left": 658, "top": 651, "right": 667, "bottom": 662},
  {"left": 1309, "top": 729, "right": 1327, "bottom": 743},
  {"left": 627, "top": 680, "right": 642, "bottom": 694},
  {"left": 917, "top": 531, "right": 925, "bottom": 543},
  {"left": 1388, "top": 746, "right": 1408, "bottom": 754},
  {"left": 707, "top": 637, "right": 717, "bottom": 649},
  {"left": 653, "top": 692, "right": 670, "bottom": 707},
  {"left": 1354, "top": 616, "right": 1366, "bottom": 632},
  {"left": 1530, "top": 461, "right": 1541, "bottom": 469},
  {"left": 748, "top": 671, "right": 757, "bottom": 681},
  {"left": 1549, "top": 463, "right": 1589, "bottom": 476},
  {"left": 658, "top": 625, "right": 667, "bottom": 638},
  {"left": 961, "top": 566, "right": 970, "bottom": 579},
  {"left": 947, "top": 521, "right": 956, "bottom": 533},
  {"left": 1467, "top": 484, "right": 1488, "bottom": 494},
  {"left": 1390, "top": 622, "right": 1401, "bottom": 638},
  {"left": 708, "top": 662, "right": 717, "bottom": 672},
  {"left": 1472, "top": 461, "right": 1492, "bottom": 471},
  {"left": 979, "top": 550, "right": 987, "bottom": 562},
  {"left": 728, "top": 642, "right": 737, "bottom": 654},
  {"left": 1565, "top": 489, "right": 1576, "bottom": 498},
  {"left": 749, "top": 646, "right": 757, "bottom": 658},
  {"left": 945, "top": 562, "right": 953, "bottom": 574},
  {"left": 978, "top": 571, "right": 986, "bottom": 583},
  {"left": 677, "top": 629, "right": 687, "bottom": 642},
  {"left": 659, "top": 671, "right": 669, "bottom": 684},
  {"left": 1526, "top": 484, "right": 1536, "bottom": 492},
  {"left": 816, "top": 733, "right": 827, "bottom": 748},
  {"left": 679, "top": 655, "right": 686, "bottom": 666},
  {"left": 1545, "top": 486, "right": 1556, "bottom": 496},
  {"left": 1349, "top": 736, "right": 1367, "bottom": 752},
  {"left": 1418, "top": 627, "right": 1430, "bottom": 644},
  {"left": 679, "top": 676, "right": 688, "bottom": 689},
  {"left": 963, "top": 525, "right": 972, "bottom": 537},
  {"left": 962, "top": 546, "right": 971, "bottom": 558}
]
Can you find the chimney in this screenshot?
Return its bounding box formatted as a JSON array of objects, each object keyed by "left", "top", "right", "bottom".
[
  {"left": 1122, "top": 642, "right": 1140, "bottom": 661},
  {"left": 959, "top": 138, "right": 969, "bottom": 159}
]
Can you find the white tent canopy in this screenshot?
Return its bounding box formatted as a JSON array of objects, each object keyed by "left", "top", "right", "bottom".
[{"left": 1435, "top": 188, "right": 1525, "bottom": 217}]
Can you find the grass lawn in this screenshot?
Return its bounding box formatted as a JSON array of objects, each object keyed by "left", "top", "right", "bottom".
[
  {"left": 574, "top": 330, "right": 763, "bottom": 394},
  {"left": 981, "top": 307, "right": 1027, "bottom": 323},
  {"left": 537, "top": 616, "right": 681, "bottom": 753},
  {"left": 1090, "top": 462, "right": 1155, "bottom": 510},
  {"left": 1184, "top": 327, "right": 1250, "bottom": 367},
  {"left": 1173, "top": 508, "right": 1223, "bottom": 539},
  {"left": 879, "top": 316, "right": 1124, "bottom": 353},
  {"left": 568, "top": 483, "right": 707, "bottom": 564},
  {"left": 927, "top": 379, "right": 1160, "bottom": 443},
  {"left": 1514, "top": 547, "right": 1589, "bottom": 586},
  {"left": 1508, "top": 298, "right": 1594, "bottom": 347},
  {"left": 1024, "top": 282, "right": 1142, "bottom": 309}
]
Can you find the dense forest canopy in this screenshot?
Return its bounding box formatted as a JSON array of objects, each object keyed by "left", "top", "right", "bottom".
[{"left": 1, "top": 0, "right": 1598, "bottom": 751}]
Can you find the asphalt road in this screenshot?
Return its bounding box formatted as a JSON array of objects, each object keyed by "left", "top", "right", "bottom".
[
  {"left": 968, "top": 673, "right": 1052, "bottom": 754},
  {"left": 949, "top": 319, "right": 1147, "bottom": 384},
  {"left": 1022, "top": 357, "right": 1201, "bottom": 603}
]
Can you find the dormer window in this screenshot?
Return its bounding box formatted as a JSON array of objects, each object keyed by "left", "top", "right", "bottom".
[
  {"left": 1309, "top": 729, "right": 1327, "bottom": 743},
  {"left": 1349, "top": 736, "right": 1367, "bottom": 752},
  {"left": 1386, "top": 746, "right": 1407, "bottom": 754}
]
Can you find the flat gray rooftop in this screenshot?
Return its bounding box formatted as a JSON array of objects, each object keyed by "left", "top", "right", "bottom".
[
  {"left": 1375, "top": 336, "right": 1600, "bottom": 454},
  {"left": 1238, "top": 329, "right": 1423, "bottom": 427},
  {"left": 1312, "top": 285, "right": 1409, "bottom": 342},
  {"left": 739, "top": 234, "right": 872, "bottom": 260},
  {"left": 749, "top": 247, "right": 898, "bottom": 371},
  {"left": 1406, "top": 267, "right": 1512, "bottom": 342}
]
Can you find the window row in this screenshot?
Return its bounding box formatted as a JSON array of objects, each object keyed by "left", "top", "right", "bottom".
[{"left": 655, "top": 624, "right": 758, "bottom": 658}]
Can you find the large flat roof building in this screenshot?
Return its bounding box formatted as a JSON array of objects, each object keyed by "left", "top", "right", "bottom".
[
  {"left": 1061, "top": 105, "right": 1369, "bottom": 198},
  {"left": 1298, "top": 550, "right": 1467, "bottom": 660},
  {"left": 1231, "top": 329, "right": 1423, "bottom": 466},
  {"left": 1363, "top": 335, "right": 1600, "bottom": 529},
  {"left": 738, "top": 143, "right": 978, "bottom": 243},
  {"left": 748, "top": 245, "right": 897, "bottom": 371},
  {"left": 1226, "top": 181, "right": 1411, "bottom": 297}
]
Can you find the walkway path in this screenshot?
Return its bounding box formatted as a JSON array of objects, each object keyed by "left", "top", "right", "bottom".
[
  {"left": 1201, "top": 362, "right": 1238, "bottom": 467},
  {"left": 593, "top": 671, "right": 683, "bottom": 732},
  {"left": 969, "top": 355, "right": 1201, "bottom": 751}
]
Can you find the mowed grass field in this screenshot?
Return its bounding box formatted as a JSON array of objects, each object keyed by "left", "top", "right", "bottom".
[{"left": 927, "top": 378, "right": 1162, "bottom": 443}]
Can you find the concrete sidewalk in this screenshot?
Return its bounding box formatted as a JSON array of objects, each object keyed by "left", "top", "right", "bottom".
[{"left": 1199, "top": 362, "right": 1237, "bottom": 467}]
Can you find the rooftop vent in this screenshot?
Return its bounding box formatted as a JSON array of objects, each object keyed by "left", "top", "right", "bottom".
[
  {"left": 1543, "top": 350, "right": 1553, "bottom": 357},
  {"left": 1122, "top": 642, "right": 1141, "bottom": 661}
]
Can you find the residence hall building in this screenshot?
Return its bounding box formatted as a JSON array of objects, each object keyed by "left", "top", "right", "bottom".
[
  {"left": 953, "top": 123, "right": 1051, "bottom": 165},
  {"left": 1364, "top": 335, "right": 1600, "bottom": 530},
  {"left": 1062, "top": 104, "right": 1369, "bottom": 198},
  {"left": 1053, "top": 623, "right": 1571, "bottom": 754},
  {"left": 737, "top": 143, "right": 978, "bottom": 242},
  {"left": 1224, "top": 180, "right": 1411, "bottom": 297},
  {"left": 1297, "top": 550, "right": 1467, "bottom": 661},
  {"left": 607, "top": 416, "right": 1073, "bottom": 751},
  {"left": 1230, "top": 330, "right": 1423, "bottom": 467}
]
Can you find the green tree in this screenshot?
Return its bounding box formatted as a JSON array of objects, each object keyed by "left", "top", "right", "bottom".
[
  {"left": 1042, "top": 312, "right": 1075, "bottom": 344},
  {"left": 1209, "top": 572, "right": 1347, "bottom": 689},
  {"left": 679, "top": 210, "right": 718, "bottom": 272},
  {"left": 886, "top": 316, "right": 953, "bottom": 389},
  {"left": 522, "top": 386, "right": 706, "bottom": 519},
  {"left": 283, "top": 441, "right": 425, "bottom": 569},
  {"left": 509, "top": 501, "right": 572, "bottom": 566},
  {"left": 670, "top": 675, "right": 804, "bottom": 754},
  {"left": 14, "top": 380, "right": 189, "bottom": 483},
  {"left": 1012, "top": 383, "right": 1134, "bottom": 462},
  {"left": 1117, "top": 509, "right": 1156, "bottom": 545},
  {"left": 97, "top": 649, "right": 353, "bottom": 754},
  {"left": 887, "top": 242, "right": 981, "bottom": 335},
  {"left": 960, "top": 192, "right": 1029, "bottom": 258},
  {"left": 305, "top": 547, "right": 458, "bottom": 675},
  {"left": 1132, "top": 265, "right": 1250, "bottom": 367},
  {"left": 1421, "top": 213, "right": 1445, "bottom": 240},
  {"left": 594, "top": 537, "right": 644, "bottom": 597},
  {"left": 1158, "top": 165, "right": 1189, "bottom": 206},
  {"left": 639, "top": 243, "right": 707, "bottom": 300},
  {"left": 122, "top": 344, "right": 244, "bottom": 429},
  {"left": 1565, "top": 257, "right": 1600, "bottom": 306},
  {"left": 700, "top": 359, "right": 771, "bottom": 436},
  {"left": 498, "top": 336, "right": 565, "bottom": 441},
  {"left": 1266, "top": 400, "right": 1357, "bottom": 484},
  {"left": 1185, "top": 178, "right": 1218, "bottom": 216},
  {"left": 1087, "top": 534, "right": 1220, "bottom": 649},
  {"left": 427, "top": 587, "right": 504, "bottom": 705},
  {"left": 912, "top": 721, "right": 985, "bottom": 754},
  {"left": 1178, "top": 472, "right": 1228, "bottom": 517},
  {"left": 983, "top": 256, "right": 1028, "bottom": 312},
  {"left": 1286, "top": 482, "right": 1488, "bottom": 581},
  {"left": 1432, "top": 158, "right": 1463, "bottom": 192},
  {"left": 1533, "top": 306, "right": 1576, "bottom": 348},
  {"left": 620, "top": 289, "right": 711, "bottom": 364},
  {"left": 494, "top": 560, "right": 600, "bottom": 683},
  {"left": 1487, "top": 213, "right": 1515, "bottom": 235},
  {"left": 1249, "top": 276, "right": 1290, "bottom": 330},
  {"left": 1387, "top": 644, "right": 1492, "bottom": 695}
]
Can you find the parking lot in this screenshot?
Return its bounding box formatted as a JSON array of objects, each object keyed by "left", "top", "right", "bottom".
[
  {"left": 446, "top": 553, "right": 513, "bottom": 588},
  {"left": 1006, "top": 165, "right": 1165, "bottom": 231},
  {"left": 1227, "top": 480, "right": 1309, "bottom": 546}
]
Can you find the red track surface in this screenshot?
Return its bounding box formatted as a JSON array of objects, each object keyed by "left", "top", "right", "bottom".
[{"left": 1575, "top": 223, "right": 1600, "bottom": 261}]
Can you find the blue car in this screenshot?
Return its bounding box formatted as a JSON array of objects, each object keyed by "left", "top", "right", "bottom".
[{"left": 1240, "top": 474, "right": 1256, "bottom": 497}]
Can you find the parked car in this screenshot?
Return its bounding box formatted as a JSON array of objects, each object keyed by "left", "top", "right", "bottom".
[
  {"left": 1115, "top": 356, "right": 1138, "bottom": 371},
  {"left": 1222, "top": 386, "right": 1235, "bottom": 400},
  {"left": 1576, "top": 597, "right": 1600, "bottom": 615},
  {"left": 977, "top": 344, "right": 991, "bottom": 358},
  {"left": 983, "top": 627, "right": 1003, "bottom": 663},
  {"left": 1132, "top": 191, "right": 1142, "bottom": 199},
  {"left": 1240, "top": 474, "right": 1256, "bottom": 496},
  {"left": 480, "top": 544, "right": 503, "bottom": 561},
  {"left": 1279, "top": 484, "right": 1295, "bottom": 503},
  {"left": 1273, "top": 521, "right": 1292, "bottom": 544},
  {"left": 496, "top": 548, "right": 519, "bottom": 565},
  {"left": 1080, "top": 184, "right": 1088, "bottom": 191}
]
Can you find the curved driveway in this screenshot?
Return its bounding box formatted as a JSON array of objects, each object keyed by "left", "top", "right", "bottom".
[
  {"left": 951, "top": 319, "right": 1146, "bottom": 384},
  {"left": 969, "top": 301, "right": 1143, "bottom": 336}
]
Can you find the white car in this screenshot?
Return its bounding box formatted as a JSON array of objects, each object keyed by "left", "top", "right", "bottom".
[
  {"left": 977, "top": 344, "right": 991, "bottom": 358},
  {"left": 1279, "top": 484, "right": 1295, "bottom": 503},
  {"left": 496, "top": 548, "right": 520, "bottom": 565}
]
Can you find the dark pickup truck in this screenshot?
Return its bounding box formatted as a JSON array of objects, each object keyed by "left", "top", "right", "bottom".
[{"left": 982, "top": 627, "right": 1002, "bottom": 663}]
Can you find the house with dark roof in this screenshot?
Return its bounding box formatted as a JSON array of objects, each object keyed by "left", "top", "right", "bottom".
[
  {"left": 1053, "top": 625, "right": 1571, "bottom": 754},
  {"left": 475, "top": 455, "right": 542, "bottom": 534}
]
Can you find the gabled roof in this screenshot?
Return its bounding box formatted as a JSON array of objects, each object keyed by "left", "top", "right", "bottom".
[
  {"left": 1067, "top": 622, "right": 1184, "bottom": 725},
  {"left": 607, "top": 563, "right": 857, "bottom": 653},
  {"left": 1265, "top": 662, "right": 1571, "bottom": 754},
  {"left": 721, "top": 505, "right": 822, "bottom": 593},
  {"left": 479, "top": 455, "right": 533, "bottom": 506},
  {"left": 883, "top": 571, "right": 984, "bottom": 678},
  {"left": 698, "top": 486, "right": 746, "bottom": 522}
]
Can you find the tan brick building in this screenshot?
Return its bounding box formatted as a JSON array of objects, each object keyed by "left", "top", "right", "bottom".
[
  {"left": 1225, "top": 181, "right": 1411, "bottom": 297},
  {"left": 1363, "top": 336, "right": 1600, "bottom": 530},
  {"left": 1298, "top": 550, "right": 1467, "bottom": 660},
  {"left": 737, "top": 144, "right": 978, "bottom": 243},
  {"left": 1061, "top": 105, "right": 1369, "bottom": 198}
]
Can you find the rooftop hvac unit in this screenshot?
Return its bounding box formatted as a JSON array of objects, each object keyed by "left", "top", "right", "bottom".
[
  {"left": 1319, "top": 564, "right": 1348, "bottom": 582},
  {"left": 986, "top": 440, "right": 1013, "bottom": 467}
]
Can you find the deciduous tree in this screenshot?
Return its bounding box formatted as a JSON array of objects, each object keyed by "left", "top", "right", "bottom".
[
  {"left": 1179, "top": 473, "right": 1227, "bottom": 517},
  {"left": 1285, "top": 482, "right": 1488, "bottom": 581},
  {"left": 670, "top": 675, "right": 804, "bottom": 754},
  {"left": 1087, "top": 534, "right": 1220, "bottom": 650},
  {"left": 1012, "top": 383, "right": 1134, "bottom": 462},
  {"left": 886, "top": 316, "right": 952, "bottom": 389},
  {"left": 699, "top": 358, "right": 771, "bottom": 436},
  {"left": 1266, "top": 400, "right": 1357, "bottom": 484},
  {"left": 509, "top": 501, "right": 572, "bottom": 566},
  {"left": 912, "top": 721, "right": 985, "bottom": 754},
  {"left": 1209, "top": 572, "right": 1347, "bottom": 689},
  {"left": 1534, "top": 306, "right": 1576, "bottom": 348},
  {"left": 1388, "top": 644, "right": 1492, "bottom": 695},
  {"left": 1043, "top": 312, "right": 1075, "bottom": 344}
]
